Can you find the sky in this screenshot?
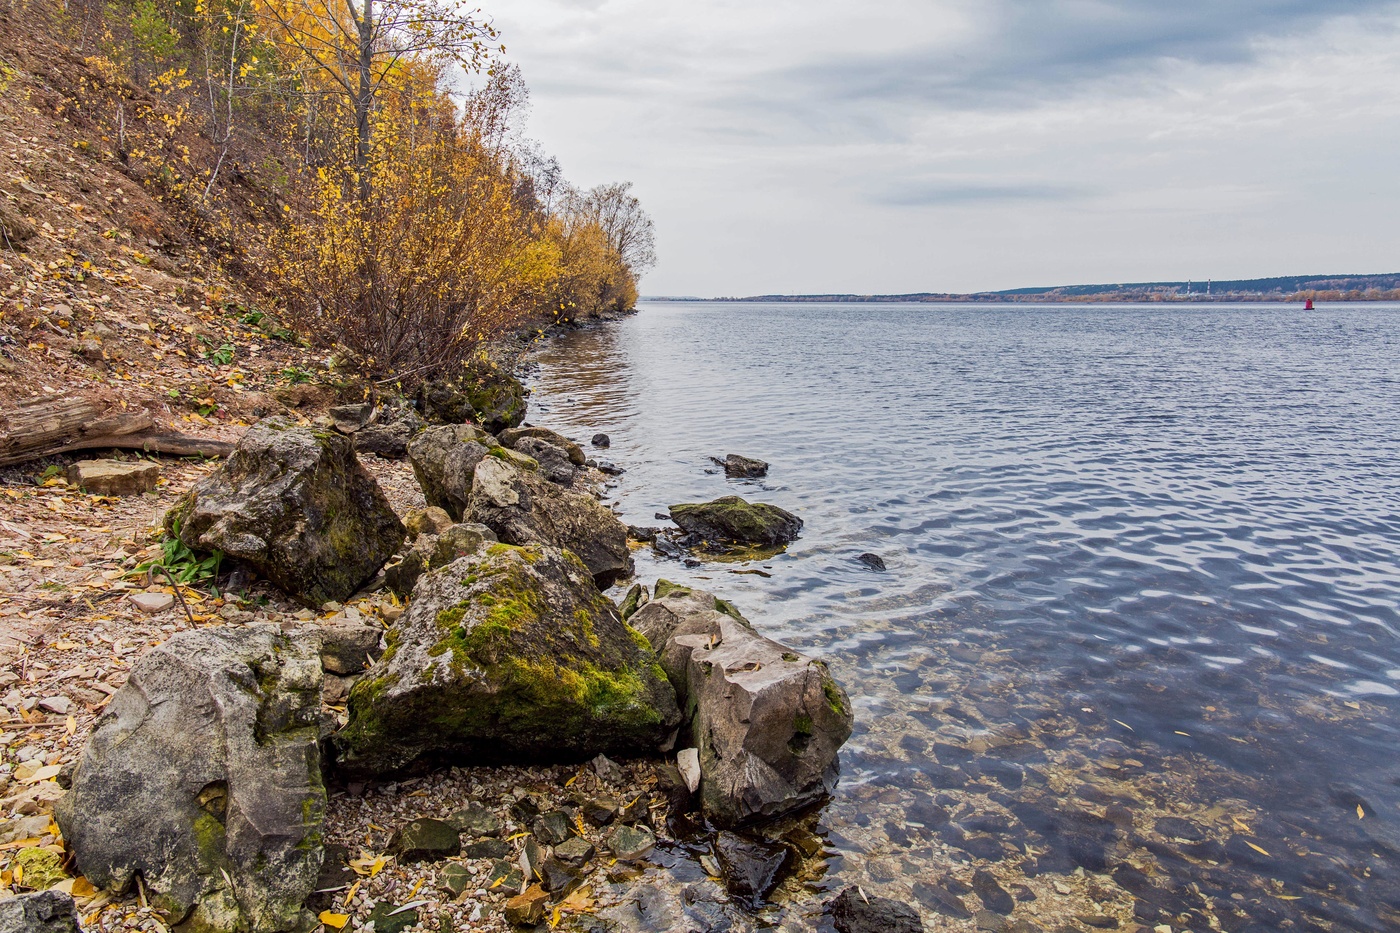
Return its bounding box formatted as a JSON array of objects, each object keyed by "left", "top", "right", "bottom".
[{"left": 481, "top": 0, "right": 1400, "bottom": 296}]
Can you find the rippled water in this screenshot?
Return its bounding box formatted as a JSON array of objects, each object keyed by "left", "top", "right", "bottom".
[{"left": 529, "top": 302, "right": 1400, "bottom": 932}]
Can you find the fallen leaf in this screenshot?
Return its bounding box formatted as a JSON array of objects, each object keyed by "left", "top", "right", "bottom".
[
  {"left": 1245, "top": 840, "right": 1271, "bottom": 856},
  {"left": 1357, "top": 804, "right": 1365, "bottom": 820},
  {"left": 22, "top": 764, "right": 63, "bottom": 784},
  {"left": 318, "top": 911, "right": 349, "bottom": 929}
]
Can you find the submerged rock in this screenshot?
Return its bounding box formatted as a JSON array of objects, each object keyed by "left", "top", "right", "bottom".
[
  {"left": 0, "top": 891, "right": 81, "bottom": 933},
  {"left": 468, "top": 457, "right": 633, "bottom": 588},
  {"left": 591, "top": 433, "right": 611, "bottom": 448},
  {"left": 829, "top": 886, "right": 924, "bottom": 933},
  {"left": 57, "top": 625, "right": 325, "bottom": 933},
  {"left": 336, "top": 544, "right": 679, "bottom": 774},
  {"left": 630, "top": 584, "right": 854, "bottom": 827},
  {"left": 408, "top": 423, "right": 495, "bottom": 521},
  {"left": 166, "top": 418, "right": 404, "bottom": 607},
  {"left": 668, "top": 496, "right": 802, "bottom": 551},
  {"left": 712, "top": 454, "right": 769, "bottom": 478},
  {"left": 714, "top": 831, "right": 791, "bottom": 908},
  {"left": 856, "top": 552, "right": 887, "bottom": 572}
]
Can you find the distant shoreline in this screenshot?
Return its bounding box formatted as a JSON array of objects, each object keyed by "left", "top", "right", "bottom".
[{"left": 645, "top": 294, "right": 1400, "bottom": 304}]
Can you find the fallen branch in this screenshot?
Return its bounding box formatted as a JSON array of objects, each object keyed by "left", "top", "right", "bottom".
[{"left": 0, "top": 394, "right": 235, "bottom": 467}]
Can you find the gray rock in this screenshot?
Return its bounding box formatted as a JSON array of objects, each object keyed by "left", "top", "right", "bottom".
[
  {"left": 668, "top": 496, "right": 802, "bottom": 550},
  {"left": 714, "top": 831, "right": 790, "bottom": 909},
  {"left": 630, "top": 585, "right": 853, "bottom": 827},
  {"left": 0, "top": 890, "right": 81, "bottom": 933},
  {"left": 513, "top": 436, "right": 579, "bottom": 485},
  {"left": 467, "top": 457, "right": 633, "bottom": 588},
  {"left": 591, "top": 433, "right": 610, "bottom": 448},
  {"left": 67, "top": 459, "right": 160, "bottom": 496},
  {"left": 336, "top": 545, "right": 679, "bottom": 774},
  {"left": 405, "top": 507, "right": 455, "bottom": 540},
  {"left": 407, "top": 424, "right": 494, "bottom": 521},
  {"left": 533, "top": 811, "right": 574, "bottom": 846},
  {"left": 714, "top": 454, "right": 768, "bottom": 478},
  {"left": 431, "top": 523, "right": 498, "bottom": 568},
  {"left": 464, "top": 838, "right": 509, "bottom": 859},
  {"left": 354, "top": 408, "right": 424, "bottom": 460},
  {"left": 315, "top": 618, "right": 383, "bottom": 675},
  {"left": 388, "top": 818, "right": 461, "bottom": 862},
  {"left": 166, "top": 418, "right": 404, "bottom": 607},
  {"left": 497, "top": 427, "right": 586, "bottom": 467},
  {"left": 56, "top": 625, "right": 325, "bottom": 933},
  {"left": 605, "top": 824, "right": 655, "bottom": 861},
  {"left": 447, "top": 803, "right": 503, "bottom": 838},
  {"left": 553, "top": 836, "right": 595, "bottom": 868},
  {"left": 829, "top": 886, "right": 924, "bottom": 933},
  {"left": 328, "top": 403, "right": 375, "bottom": 434}
]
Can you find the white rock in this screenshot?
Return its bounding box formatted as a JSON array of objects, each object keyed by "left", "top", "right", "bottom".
[
  {"left": 38, "top": 696, "right": 70, "bottom": 715},
  {"left": 677, "top": 747, "right": 701, "bottom": 793},
  {"left": 128, "top": 592, "right": 175, "bottom": 614}
]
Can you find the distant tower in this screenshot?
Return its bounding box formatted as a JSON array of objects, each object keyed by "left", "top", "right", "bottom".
[
  {"left": 1187, "top": 280, "right": 1192, "bottom": 296},
  {"left": 1207, "top": 279, "right": 1212, "bottom": 296}
]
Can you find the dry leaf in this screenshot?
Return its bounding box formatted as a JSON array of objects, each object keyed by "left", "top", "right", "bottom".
[
  {"left": 318, "top": 911, "right": 349, "bottom": 929},
  {"left": 1245, "top": 840, "right": 1271, "bottom": 856}
]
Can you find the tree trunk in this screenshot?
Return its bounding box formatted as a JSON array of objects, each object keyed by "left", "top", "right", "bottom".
[
  {"left": 355, "top": 0, "right": 374, "bottom": 202},
  {"left": 0, "top": 396, "right": 235, "bottom": 468}
]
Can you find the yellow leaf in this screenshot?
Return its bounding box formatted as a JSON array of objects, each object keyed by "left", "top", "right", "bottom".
[
  {"left": 72, "top": 876, "right": 98, "bottom": 898},
  {"left": 318, "top": 911, "right": 349, "bottom": 929},
  {"left": 369, "top": 855, "right": 387, "bottom": 878},
  {"left": 1245, "top": 840, "right": 1271, "bottom": 856},
  {"left": 66, "top": 715, "right": 77, "bottom": 736},
  {"left": 1357, "top": 804, "right": 1365, "bottom": 820},
  {"left": 343, "top": 879, "right": 361, "bottom": 906},
  {"left": 1278, "top": 895, "right": 1301, "bottom": 901}
]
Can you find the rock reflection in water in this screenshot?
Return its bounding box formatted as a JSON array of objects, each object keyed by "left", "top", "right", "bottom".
[{"left": 531, "top": 303, "right": 1400, "bottom": 932}]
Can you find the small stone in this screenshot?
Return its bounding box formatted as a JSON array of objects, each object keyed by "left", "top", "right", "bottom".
[
  {"left": 539, "top": 857, "right": 581, "bottom": 895},
  {"left": 913, "top": 880, "right": 972, "bottom": 919},
  {"left": 11, "top": 847, "right": 68, "bottom": 890},
  {"left": 592, "top": 754, "right": 625, "bottom": 784},
  {"left": 605, "top": 824, "right": 655, "bottom": 861},
  {"left": 677, "top": 747, "right": 701, "bottom": 793},
  {"left": 553, "top": 836, "right": 595, "bottom": 869},
  {"left": 405, "top": 507, "right": 454, "bottom": 540},
  {"left": 441, "top": 863, "right": 473, "bottom": 898},
  {"left": 487, "top": 859, "right": 524, "bottom": 892},
  {"left": 128, "top": 592, "right": 174, "bottom": 614},
  {"left": 38, "top": 697, "right": 70, "bottom": 715},
  {"left": 464, "top": 838, "right": 510, "bottom": 860},
  {"left": 717, "top": 454, "right": 769, "bottom": 478},
  {"left": 0, "top": 890, "right": 82, "bottom": 932},
  {"left": 591, "top": 433, "right": 610, "bottom": 448},
  {"left": 714, "top": 831, "right": 790, "bottom": 909},
  {"left": 448, "top": 803, "right": 503, "bottom": 838},
  {"left": 532, "top": 811, "right": 573, "bottom": 846},
  {"left": 975, "top": 910, "right": 1009, "bottom": 933},
  {"left": 365, "top": 901, "right": 419, "bottom": 933},
  {"left": 1076, "top": 918, "right": 1120, "bottom": 929},
  {"left": 581, "top": 797, "right": 619, "bottom": 826},
  {"left": 973, "top": 868, "right": 1016, "bottom": 915},
  {"left": 388, "top": 818, "right": 461, "bottom": 862},
  {"left": 504, "top": 884, "right": 549, "bottom": 927},
  {"left": 829, "top": 885, "right": 924, "bottom": 933},
  {"left": 67, "top": 460, "right": 160, "bottom": 496},
  {"left": 856, "top": 553, "right": 887, "bottom": 572}
]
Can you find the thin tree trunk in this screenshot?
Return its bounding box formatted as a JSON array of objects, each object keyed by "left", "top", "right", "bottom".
[{"left": 355, "top": 0, "right": 374, "bottom": 201}]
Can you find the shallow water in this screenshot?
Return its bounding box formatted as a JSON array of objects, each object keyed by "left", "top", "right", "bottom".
[{"left": 529, "top": 302, "right": 1400, "bottom": 932}]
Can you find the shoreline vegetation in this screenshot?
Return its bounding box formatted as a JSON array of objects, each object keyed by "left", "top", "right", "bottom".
[{"left": 650, "top": 271, "right": 1400, "bottom": 304}]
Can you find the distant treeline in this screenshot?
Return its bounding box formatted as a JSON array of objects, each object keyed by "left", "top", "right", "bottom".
[{"left": 677, "top": 273, "right": 1400, "bottom": 303}]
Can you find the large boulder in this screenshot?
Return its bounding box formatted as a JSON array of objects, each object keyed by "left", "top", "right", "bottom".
[
  {"left": 513, "top": 436, "right": 579, "bottom": 486},
  {"left": 56, "top": 625, "right": 326, "bottom": 933},
  {"left": 0, "top": 891, "right": 81, "bottom": 933},
  {"left": 467, "top": 457, "right": 633, "bottom": 588},
  {"left": 630, "top": 585, "right": 853, "bottom": 827},
  {"left": 354, "top": 407, "right": 425, "bottom": 460},
  {"left": 166, "top": 418, "right": 404, "bottom": 607},
  {"left": 407, "top": 423, "right": 495, "bottom": 521},
  {"left": 497, "top": 426, "right": 586, "bottom": 467},
  {"left": 336, "top": 544, "right": 680, "bottom": 775},
  {"left": 418, "top": 371, "right": 527, "bottom": 433},
  {"left": 668, "top": 496, "right": 802, "bottom": 551}
]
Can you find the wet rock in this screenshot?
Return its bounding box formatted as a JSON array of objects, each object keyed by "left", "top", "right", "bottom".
[
  {"left": 1153, "top": 816, "right": 1207, "bottom": 842},
  {"left": 315, "top": 617, "right": 383, "bottom": 675},
  {"left": 533, "top": 810, "right": 574, "bottom": 846},
  {"left": 973, "top": 868, "right": 1016, "bottom": 915},
  {"left": 57, "top": 625, "right": 325, "bottom": 933},
  {"left": 914, "top": 880, "right": 973, "bottom": 919},
  {"left": 855, "top": 552, "right": 886, "bottom": 572},
  {"left": 627, "top": 525, "right": 660, "bottom": 542},
  {"left": 0, "top": 890, "right": 81, "bottom": 933},
  {"left": 406, "top": 506, "right": 455, "bottom": 540},
  {"left": 505, "top": 883, "right": 549, "bottom": 927},
  {"left": 408, "top": 423, "right": 495, "bottom": 521},
  {"left": 67, "top": 459, "right": 159, "bottom": 496},
  {"left": 828, "top": 885, "right": 924, "bottom": 933},
  {"left": 713, "top": 454, "right": 769, "bottom": 479},
  {"left": 554, "top": 836, "right": 596, "bottom": 868},
  {"left": 597, "top": 461, "right": 624, "bottom": 475},
  {"left": 605, "top": 824, "right": 656, "bottom": 860},
  {"left": 591, "top": 433, "right": 610, "bottom": 448},
  {"left": 448, "top": 803, "right": 503, "bottom": 837},
  {"left": 1075, "top": 916, "right": 1119, "bottom": 929},
  {"left": 467, "top": 457, "right": 633, "bottom": 588},
  {"left": 668, "top": 496, "right": 802, "bottom": 550},
  {"left": 974, "top": 910, "right": 1008, "bottom": 932},
  {"left": 336, "top": 545, "right": 679, "bottom": 774},
  {"left": 167, "top": 418, "right": 404, "bottom": 607},
  {"left": 389, "top": 817, "right": 461, "bottom": 862},
  {"left": 366, "top": 901, "right": 418, "bottom": 933},
  {"left": 629, "top": 584, "right": 854, "bottom": 827},
  {"left": 354, "top": 408, "right": 425, "bottom": 460},
  {"left": 714, "top": 831, "right": 791, "bottom": 908},
  {"left": 498, "top": 426, "right": 586, "bottom": 467},
  {"left": 513, "top": 436, "right": 579, "bottom": 485}
]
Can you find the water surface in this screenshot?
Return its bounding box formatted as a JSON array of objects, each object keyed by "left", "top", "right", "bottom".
[{"left": 530, "top": 302, "right": 1400, "bottom": 932}]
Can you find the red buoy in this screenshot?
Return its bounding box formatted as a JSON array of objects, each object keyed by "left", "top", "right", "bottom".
[{"left": 1304, "top": 299, "right": 1314, "bottom": 310}]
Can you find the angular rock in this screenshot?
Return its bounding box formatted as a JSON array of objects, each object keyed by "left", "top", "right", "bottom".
[
  {"left": 467, "top": 457, "right": 633, "bottom": 588},
  {"left": 714, "top": 831, "right": 791, "bottom": 909},
  {"left": 441, "top": 862, "right": 473, "bottom": 897},
  {"left": 498, "top": 427, "right": 586, "bottom": 467},
  {"left": 406, "top": 507, "right": 455, "bottom": 540},
  {"left": 505, "top": 883, "right": 549, "bottom": 927},
  {"left": 668, "top": 496, "right": 802, "bottom": 550},
  {"left": 630, "top": 585, "right": 853, "bottom": 827},
  {"left": 540, "top": 856, "right": 582, "bottom": 895},
  {"left": 432, "top": 523, "right": 498, "bottom": 568},
  {"left": 605, "top": 824, "right": 655, "bottom": 861},
  {"left": 12, "top": 847, "right": 67, "bottom": 889},
  {"left": 366, "top": 901, "right": 418, "bottom": 933},
  {"left": 388, "top": 818, "right": 461, "bottom": 863},
  {"left": 829, "top": 886, "right": 924, "bottom": 933},
  {"left": 67, "top": 459, "right": 160, "bottom": 496},
  {"left": 465, "top": 838, "right": 510, "bottom": 859},
  {"left": 464, "top": 371, "right": 527, "bottom": 434},
  {"left": 56, "top": 625, "right": 326, "bottom": 933},
  {"left": 0, "top": 890, "right": 81, "bottom": 933},
  {"left": 408, "top": 424, "right": 495, "bottom": 521},
  {"left": 336, "top": 544, "right": 680, "bottom": 774},
  {"left": 418, "top": 379, "right": 476, "bottom": 425},
  {"left": 166, "top": 418, "right": 404, "bottom": 607},
  {"left": 533, "top": 810, "right": 573, "bottom": 846},
  {"left": 618, "top": 584, "right": 648, "bottom": 622},
  {"left": 128, "top": 592, "right": 174, "bottom": 614},
  {"left": 328, "top": 403, "right": 375, "bottom": 434},
  {"left": 354, "top": 408, "right": 424, "bottom": 460},
  {"left": 714, "top": 454, "right": 769, "bottom": 478},
  {"left": 513, "top": 436, "right": 579, "bottom": 485},
  {"left": 448, "top": 803, "right": 503, "bottom": 838},
  {"left": 973, "top": 868, "right": 1016, "bottom": 915},
  {"left": 554, "top": 835, "right": 596, "bottom": 868},
  {"left": 856, "top": 553, "right": 887, "bottom": 572},
  {"left": 581, "top": 797, "right": 619, "bottom": 826},
  {"left": 913, "top": 880, "right": 973, "bottom": 919},
  {"left": 315, "top": 617, "right": 383, "bottom": 675}
]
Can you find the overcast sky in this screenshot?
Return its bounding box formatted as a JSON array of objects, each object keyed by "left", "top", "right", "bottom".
[{"left": 484, "top": 0, "right": 1400, "bottom": 296}]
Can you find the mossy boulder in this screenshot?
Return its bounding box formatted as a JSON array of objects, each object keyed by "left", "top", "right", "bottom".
[
  {"left": 468, "top": 457, "right": 633, "bottom": 588},
  {"left": 336, "top": 545, "right": 680, "bottom": 775},
  {"left": 56, "top": 625, "right": 326, "bottom": 933},
  {"left": 497, "top": 427, "right": 587, "bottom": 467},
  {"left": 630, "top": 586, "right": 853, "bottom": 828},
  {"left": 408, "top": 424, "right": 496, "bottom": 521},
  {"left": 669, "top": 497, "right": 802, "bottom": 551},
  {"left": 166, "top": 418, "right": 404, "bottom": 607},
  {"left": 0, "top": 891, "right": 82, "bottom": 933},
  {"left": 464, "top": 371, "right": 527, "bottom": 434}
]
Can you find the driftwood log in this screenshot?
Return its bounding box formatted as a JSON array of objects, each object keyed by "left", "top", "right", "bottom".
[{"left": 0, "top": 395, "right": 236, "bottom": 468}]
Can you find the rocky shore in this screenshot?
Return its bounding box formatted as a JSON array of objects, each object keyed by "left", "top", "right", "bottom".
[{"left": 0, "top": 372, "right": 865, "bottom": 933}]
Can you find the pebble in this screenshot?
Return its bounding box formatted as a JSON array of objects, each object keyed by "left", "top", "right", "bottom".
[
  {"left": 38, "top": 696, "right": 71, "bottom": 715},
  {"left": 128, "top": 592, "right": 174, "bottom": 614}
]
